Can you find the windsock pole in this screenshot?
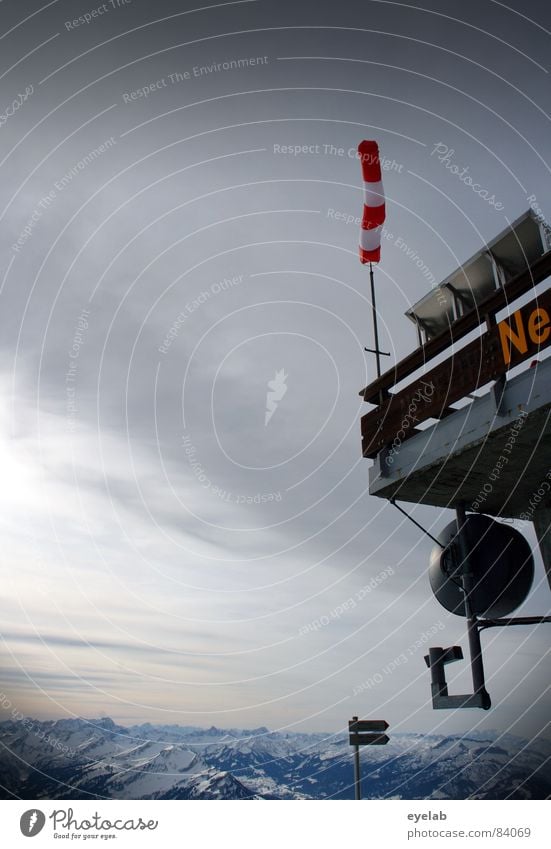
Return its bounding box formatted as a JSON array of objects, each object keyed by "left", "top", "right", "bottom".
[
  {"left": 358, "top": 140, "right": 388, "bottom": 379},
  {"left": 369, "top": 262, "right": 382, "bottom": 378}
]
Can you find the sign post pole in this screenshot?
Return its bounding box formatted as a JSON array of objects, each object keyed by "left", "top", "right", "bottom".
[
  {"left": 349, "top": 718, "right": 390, "bottom": 799},
  {"left": 352, "top": 716, "right": 361, "bottom": 800}
]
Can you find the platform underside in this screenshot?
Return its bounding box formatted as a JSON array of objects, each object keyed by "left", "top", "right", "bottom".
[{"left": 368, "top": 359, "right": 551, "bottom": 520}]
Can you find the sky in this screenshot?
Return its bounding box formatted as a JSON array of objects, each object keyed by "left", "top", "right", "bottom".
[{"left": 0, "top": 0, "right": 550, "bottom": 743}]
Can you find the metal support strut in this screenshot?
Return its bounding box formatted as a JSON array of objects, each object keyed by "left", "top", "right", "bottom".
[{"left": 455, "top": 502, "right": 492, "bottom": 709}]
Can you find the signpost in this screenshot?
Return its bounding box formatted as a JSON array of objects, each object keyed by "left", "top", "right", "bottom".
[{"left": 349, "top": 718, "right": 389, "bottom": 800}]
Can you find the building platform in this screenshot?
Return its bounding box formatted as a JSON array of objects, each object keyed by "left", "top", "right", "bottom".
[{"left": 369, "top": 357, "right": 551, "bottom": 521}]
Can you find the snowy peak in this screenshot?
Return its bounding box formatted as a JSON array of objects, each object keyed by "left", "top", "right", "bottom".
[{"left": 1, "top": 718, "right": 549, "bottom": 800}]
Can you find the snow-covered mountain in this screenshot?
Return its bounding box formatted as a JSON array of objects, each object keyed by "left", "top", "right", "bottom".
[
  {"left": 1, "top": 718, "right": 549, "bottom": 800},
  {"left": 0, "top": 717, "right": 257, "bottom": 800}
]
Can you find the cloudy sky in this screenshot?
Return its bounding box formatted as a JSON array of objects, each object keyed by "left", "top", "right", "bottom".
[{"left": 0, "top": 0, "right": 550, "bottom": 742}]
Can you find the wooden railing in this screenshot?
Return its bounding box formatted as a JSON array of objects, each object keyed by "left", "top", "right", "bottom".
[{"left": 360, "top": 251, "right": 551, "bottom": 459}]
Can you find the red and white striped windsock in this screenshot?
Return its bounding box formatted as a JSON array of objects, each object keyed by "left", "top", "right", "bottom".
[{"left": 358, "top": 140, "right": 385, "bottom": 264}]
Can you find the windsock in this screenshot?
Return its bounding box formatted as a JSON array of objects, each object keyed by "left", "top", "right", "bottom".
[{"left": 358, "top": 140, "right": 385, "bottom": 264}]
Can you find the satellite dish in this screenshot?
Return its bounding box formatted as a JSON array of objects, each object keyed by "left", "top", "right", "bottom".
[{"left": 429, "top": 514, "right": 534, "bottom": 617}]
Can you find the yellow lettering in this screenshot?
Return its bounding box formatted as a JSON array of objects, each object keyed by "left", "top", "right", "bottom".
[
  {"left": 498, "top": 309, "right": 527, "bottom": 365},
  {"left": 528, "top": 307, "right": 550, "bottom": 346}
]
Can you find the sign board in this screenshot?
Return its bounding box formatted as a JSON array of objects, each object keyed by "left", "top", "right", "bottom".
[
  {"left": 498, "top": 299, "right": 550, "bottom": 365},
  {"left": 361, "top": 287, "right": 551, "bottom": 458},
  {"left": 349, "top": 733, "right": 390, "bottom": 746},
  {"left": 360, "top": 250, "right": 551, "bottom": 405},
  {"left": 349, "top": 719, "right": 389, "bottom": 733}
]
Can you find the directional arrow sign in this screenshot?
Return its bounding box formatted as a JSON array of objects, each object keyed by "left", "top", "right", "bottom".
[
  {"left": 349, "top": 733, "right": 389, "bottom": 746},
  {"left": 349, "top": 719, "right": 389, "bottom": 733}
]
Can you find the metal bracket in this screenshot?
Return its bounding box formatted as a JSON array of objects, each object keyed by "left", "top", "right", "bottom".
[
  {"left": 492, "top": 374, "right": 507, "bottom": 416},
  {"left": 364, "top": 346, "right": 391, "bottom": 357},
  {"left": 478, "top": 616, "right": 551, "bottom": 629},
  {"left": 423, "top": 646, "right": 491, "bottom": 710},
  {"left": 484, "top": 250, "right": 509, "bottom": 289},
  {"left": 378, "top": 445, "right": 392, "bottom": 479}
]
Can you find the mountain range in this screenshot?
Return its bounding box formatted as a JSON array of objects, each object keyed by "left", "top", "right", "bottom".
[{"left": 1, "top": 717, "right": 549, "bottom": 800}]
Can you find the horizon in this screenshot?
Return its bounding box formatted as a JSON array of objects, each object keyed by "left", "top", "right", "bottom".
[{"left": 2, "top": 712, "right": 549, "bottom": 746}]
